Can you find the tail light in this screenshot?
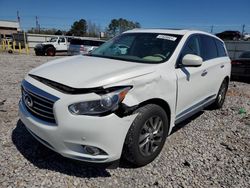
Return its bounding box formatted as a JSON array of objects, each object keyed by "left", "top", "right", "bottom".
[
  {"left": 231, "top": 60, "right": 242, "bottom": 65},
  {"left": 80, "top": 45, "right": 86, "bottom": 51}
]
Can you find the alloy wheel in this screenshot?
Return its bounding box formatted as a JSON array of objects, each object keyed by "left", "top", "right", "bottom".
[{"left": 139, "top": 116, "right": 164, "bottom": 157}]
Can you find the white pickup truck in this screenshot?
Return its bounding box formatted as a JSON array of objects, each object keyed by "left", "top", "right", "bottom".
[{"left": 34, "top": 36, "right": 70, "bottom": 56}]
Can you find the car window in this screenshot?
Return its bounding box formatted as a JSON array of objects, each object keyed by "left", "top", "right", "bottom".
[
  {"left": 49, "top": 37, "right": 58, "bottom": 42},
  {"left": 67, "top": 38, "right": 72, "bottom": 43},
  {"left": 89, "top": 40, "right": 104, "bottom": 46},
  {"left": 215, "top": 39, "right": 227, "bottom": 57},
  {"left": 199, "top": 35, "right": 218, "bottom": 61},
  {"left": 98, "top": 41, "right": 105, "bottom": 46},
  {"left": 70, "top": 39, "right": 84, "bottom": 45},
  {"left": 89, "top": 41, "right": 95, "bottom": 46},
  {"left": 59, "top": 37, "right": 65, "bottom": 43},
  {"left": 180, "top": 35, "right": 201, "bottom": 59},
  {"left": 239, "top": 51, "right": 250, "bottom": 58},
  {"left": 70, "top": 39, "right": 104, "bottom": 46}
]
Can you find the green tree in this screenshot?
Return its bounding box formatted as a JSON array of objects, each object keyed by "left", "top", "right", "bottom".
[
  {"left": 27, "top": 28, "right": 56, "bottom": 35},
  {"left": 87, "top": 20, "right": 101, "bottom": 37},
  {"left": 69, "top": 19, "right": 87, "bottom": 36},
  {"left": 107, "top": 18, "right": 141, "bottom": 37},
  {"left": 55, "top": 30, "right": 63, "bottom": 35},
  {"left": 27, "top": 28, "right": 66, "bottom": 35}
]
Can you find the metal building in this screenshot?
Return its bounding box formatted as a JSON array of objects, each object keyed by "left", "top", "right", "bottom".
[{"left": 0, "top": 20, "right": 21, "bottom": 37}]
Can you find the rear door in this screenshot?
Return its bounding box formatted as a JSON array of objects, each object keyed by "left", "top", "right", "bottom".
[
  {"left": 199, "top": 35, "right": 228, "bottom": 97},
  {"left": 175, "top": 34, "right": 211, "bottom": 121}
]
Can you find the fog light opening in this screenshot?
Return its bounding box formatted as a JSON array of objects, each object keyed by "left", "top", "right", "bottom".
[{"left": 82, "top": 145, "right": 107, "bottom": 156}]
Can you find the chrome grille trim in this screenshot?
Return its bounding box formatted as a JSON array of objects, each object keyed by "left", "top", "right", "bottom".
[
  {"left": 33, "top": 101, "right": 53, "bottom": 110},
  {"left": 23, "top": 88, "right": 54, "bottom": 105},
  {"left": 21, "top": 80, "right": 59, "bottom": 124},
  {"left": 24, "top": 104, "right": 55, "bottom": 120},
  {"left": 33, "top": 106, "right": 54, "bottom": 115}
]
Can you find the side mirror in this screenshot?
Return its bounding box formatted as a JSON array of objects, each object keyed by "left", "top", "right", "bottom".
[{"left": 182, "top": 54, "right": 203, "bottom": 67}]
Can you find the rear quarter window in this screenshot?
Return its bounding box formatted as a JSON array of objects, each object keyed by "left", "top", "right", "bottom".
[
  {"left": 200, "top": 35, "right": 218, "bottom": 61},
  {"left": 215, "top": 39, "right": 227, "bottom": 57}
]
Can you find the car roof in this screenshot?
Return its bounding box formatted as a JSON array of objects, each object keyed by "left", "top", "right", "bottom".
[
  {"left": 124, "top": 28, "right": 190, "bottom": 35},
  {"left": 124, "top": 28, "right": 221, "bottom": 40}
]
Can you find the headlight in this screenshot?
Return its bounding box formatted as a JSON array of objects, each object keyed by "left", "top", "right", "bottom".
[{"left": 68, "top": 87, "right": 131, "bottom": 115}]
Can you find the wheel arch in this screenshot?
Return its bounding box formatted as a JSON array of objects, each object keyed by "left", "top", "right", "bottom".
[
  {"left": 44, "top": 44, "right": 55, "bottom": 51},
  {"left": 224, "top": 76, "right": 229, "bottom": 84},
  {"left": 137, "top": 98, "right": 171, "bottom": 127}
]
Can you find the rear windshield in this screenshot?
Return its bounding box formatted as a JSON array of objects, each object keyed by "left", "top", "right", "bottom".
[
  {"left": 91, "top": 33, "right": 182, "bottom": 64},
  {"left": 70, "top": 39, "right": 105, "bottom": 46}
]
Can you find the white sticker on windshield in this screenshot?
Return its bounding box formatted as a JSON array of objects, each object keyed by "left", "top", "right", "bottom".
[{"left": 156, "top": 35, "right": 177, "bottom": 41}]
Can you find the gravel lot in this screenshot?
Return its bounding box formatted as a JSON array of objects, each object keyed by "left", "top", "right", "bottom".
[{"left": 0, "top": 52, "right": 249, "bottom": 188}]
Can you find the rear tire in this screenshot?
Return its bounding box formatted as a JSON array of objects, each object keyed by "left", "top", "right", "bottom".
[
  {"left": 122, "top": 104, "right": 169, "bottom": 167},
  {"left": 46, "top": 47, "right": 56, "bottom": 56},
  {"left": 210, "top": 79, "right": 228, "bottom": 109}
]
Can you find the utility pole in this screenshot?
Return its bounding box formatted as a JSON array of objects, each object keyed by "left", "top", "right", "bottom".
[
  {"left": 210, "top": 25, "right": 214, "bottom": 34},
  {"left": 241, "top": 24, "right": 245, "bottom": 39},
  {"left": 35, "top": 16, "right": 40, "bottom": 33},
  {"left": 17, "top": 11, "right": 21, "bottom": 30},
  {"left": 35, "top": 16, "right": 38, "bottom": 29}
]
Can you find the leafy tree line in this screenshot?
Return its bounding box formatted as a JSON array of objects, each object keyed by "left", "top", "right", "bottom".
[
  {"left": 107, "top": 18, "right": 141, "bottom": 37},
  {"left": 27, "top": 18, "right": 140, "bottom": 38}
]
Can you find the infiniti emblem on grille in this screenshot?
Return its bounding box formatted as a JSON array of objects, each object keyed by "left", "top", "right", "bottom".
[{"left": 24, "top": 94, "right": 33, "bottom": 108}]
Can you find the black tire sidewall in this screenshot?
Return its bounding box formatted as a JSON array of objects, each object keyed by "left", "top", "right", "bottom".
[
  {"left": 124, "top": 104, "right": 169, "bottom": 166},
  {"left": 46, "top": 47, "right": 55, "bottom": 56},
  {"left": 214, "top": 80, "right": 228, "bottom": 108}
]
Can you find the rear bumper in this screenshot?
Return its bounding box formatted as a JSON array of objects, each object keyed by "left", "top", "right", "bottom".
[
  {"left": 34, "top": 45, "right": 45, "bottom": 54},
  {"left": 19, "top": 97, "right": 137, "bottom": 163},
  {"left": 231, "top": 67, "right": 250, "bottom": 77}
]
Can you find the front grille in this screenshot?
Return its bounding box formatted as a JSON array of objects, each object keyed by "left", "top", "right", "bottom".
[{"left": 21, "top": 80, "right": 59, "bottom": 124}]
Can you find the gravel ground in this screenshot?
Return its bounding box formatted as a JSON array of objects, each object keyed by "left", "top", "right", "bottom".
[{"left": 0, "top": 52, "right": 249, "bottom": 188}]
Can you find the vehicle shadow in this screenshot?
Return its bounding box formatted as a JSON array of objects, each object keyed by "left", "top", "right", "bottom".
[
  {"left": 12, "top": 120, "right": 112, "bottom": 178},
  {"left": 170, "top": 111, "right": 204, "bottom": 134}
]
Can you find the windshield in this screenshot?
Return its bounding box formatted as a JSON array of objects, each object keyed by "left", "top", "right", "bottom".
[
  {"left": 91, "top": 33, "right": 182, "bottom": 63},
  {"left": 49, "top": 37, "right": 58, "bottom": 42}
]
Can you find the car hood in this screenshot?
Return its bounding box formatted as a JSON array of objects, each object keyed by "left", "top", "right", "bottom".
[
  {"left": 41, "top": 42, "right": 56, "bottom": 45},
  {"left": 29, "top": 55, "right": 156, "bottom": 88}
]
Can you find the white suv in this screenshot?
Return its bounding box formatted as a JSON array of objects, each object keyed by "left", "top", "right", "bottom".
[
  {"left": 19, "top": 29, "right": 231, "bottom": 167},
  {"left": 34, "top": 36, "right": 69, "bottom": 56}
]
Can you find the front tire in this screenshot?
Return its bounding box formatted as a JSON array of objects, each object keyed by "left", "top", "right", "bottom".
[{"left": 122, "top": 104, "right": 169, "bottom": 167}]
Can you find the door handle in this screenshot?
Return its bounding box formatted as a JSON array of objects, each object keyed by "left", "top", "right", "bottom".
[
  {"left": 220, "top": 65, "right": 225, "bottom": 68},
  {"left": 201, "top": 70, "right": 208, "bottom": 77}
]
